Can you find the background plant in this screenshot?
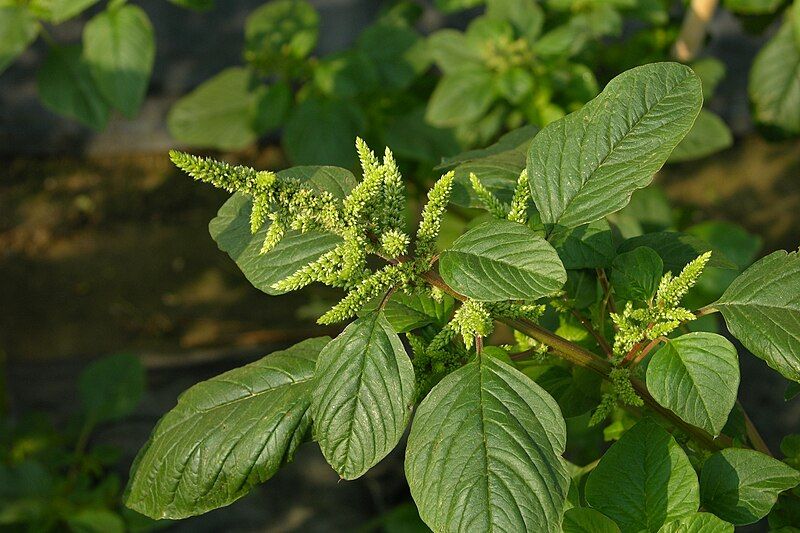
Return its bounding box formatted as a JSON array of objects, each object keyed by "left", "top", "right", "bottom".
[
  {"left": 124, "top": 62, "right": 800, "bottom": 531},
  {"left": 0, "top": 0, "right": 210, "bottom": 130},
  {"left": 0, "top": 353, "right": 158, "bottom": 532}
]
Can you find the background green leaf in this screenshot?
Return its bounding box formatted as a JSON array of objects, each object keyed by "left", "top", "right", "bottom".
[
  {"left": 527, "top": 62, "right": 702, "bottom": 228},
  {"left": 245, "top": 0, "right": 318, "bottom": 71},
  {"left": 83, "top": 5, "right": 155, "bottom": 118},
  {"left": 79, "top": 353, "right": 144, "bottom": 424},
  {"left": 426, "top": 69, "right": 497, "bottom": 127},
  {"left": 37, "top": 44, "right": 109, "bottom": 130},
  {"left": 749, "top": 22, "right": 800, "bottom": 135},
  {"left": 311, "top": 312, "right": 415, "bottom": 480},
  {"left": 617, "top": 231, "right": 736, "bottom": 273},
  {"left": 0, "top": 6, "right": 38, "bottom": 74},
  {"left": 168, "top": 68, "right": 262, "bottom": 151},
  {"left": 283, "top": 96, "right": 365, "bottom": 167},
  {"left": 125, "top": 337, "right": 330, "bottom": 519},
  {"left": 549, "top": 220, "right": 615, "bottom": 270},
  {"left": 440, "top": 219, "right": 567, "bottom": 301},
  {"left": 700, "top": 448, "right": 800, "bottom": 524},
  {"left": 406, "top": 355, "right": 569, "bottom": 532},
  {"left": 585, "top": 418, "right": 700, "bottom": 532},
  {"left": 646, "top": 332, "right": 739, "bottom": 436},
  {"left": 668, "top": 110, "right": 733, "bottom": 163}
]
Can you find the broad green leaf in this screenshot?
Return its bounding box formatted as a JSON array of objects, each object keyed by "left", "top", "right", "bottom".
[
  {"left": 440, "top": 125, "right": 537, "bottom": 208},
  {"left": 30, "top": 0, "right": 100, "bottom": 23},
  {"left": 617, "top": 231, "right": 736, "bottom": 273},
  {"left": 527, "top": 62, "right": 702, "bottom": 229},
  {"left": 646, "top": 332, "right": 739, "bottom": 436},
  {"left": 585, "top": 418, "right": 700, "bottom": 532},
  {"left": 358, "top": 22, "right": 428, "bottom": 90},
  {"left": 252, "top": 80, "right": 291, "bottom": 135},
  {"left": 209, "top": 166, "right": 356, "bottom": 295},
  {"left": 311, "top": 312, "right": 415, "bottom": 479},
  {"left": 426, "top": 69, "right": 497, "bottom": 128},
  {"left": 79, "top": 353, "right": 144, "bottom": 424},
  {"left": 125, "top": 337, "right": 330, "bottom": 519},
  {"left": 749, "top": 23, "right": 800, "bottom": 135},
  {"left": 549, "top": 219, "right": 615, "bottom": 270},
  {"left": 691, "top": 58, "right": 726, "bottom": 100},
  {"left": 713, "top": 250, "right": 800, "bottom": 382},
  {"left": 168, "top": 68, "right": 262, "bottom": 151},
  {"left": 687, "top": 222, "right": 761, "bottom": 270},
  {"left": 427, "top": 29, "right": 482, "bottom": 74},
  {"left": 406, "top": 354, "right": 569, "bottom": 532},
  {"left": 668, "top": 110, "right": 732, "bottom": 163},
  {"left": 0, "top": 6, "right": 38, "bottom": 74},
  {"left": 563, "top": 507, "right": 621, "bottom": 533},
  {"left": 361, "top": 291, "right": 454, "bottom": 333},
  {"left": 657, "top": 512, "right": 733, "bottom": 532},
  {"left": 610, "top": 246, "right": 663, "bottom": 302},
  {"left": 244, "top": 0, "right": 318, "bottom": 70},
  {"left": 724, "top": 0, "right": 783, "bottom": 13},
  {"left": 700, "top": 448, "right": 800, "bottom": 524},
  {"left": 37, "top": 44, "right": 109, "bottom": 130},
  {"left": 486, "top": 0, "right": 544, "bottom": 42},
  {"left": 283, "top": 96, "right": 365, "bottom": 167},
  {"left": 83, "top": 5, "right": 155, "bottom": 118},
  {"left": 522, "top": 364, "right": 602, "bottom": 418},
  {"left": 439, "top": 219, "right": 567, "bottom": 301}
]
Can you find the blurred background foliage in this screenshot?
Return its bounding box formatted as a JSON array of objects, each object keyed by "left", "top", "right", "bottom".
[{"left": 2, "top": 0, "right": 800, "bottom": 531}]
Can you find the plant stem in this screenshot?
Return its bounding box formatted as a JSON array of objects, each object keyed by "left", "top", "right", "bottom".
[
  {"left": 737, "top": 400, "right": 773, "bottom": 456},
  {"left": 417, "top": 267, "right": 732, "bottom": 452},
  {"left": 568, "top": 305, "right": 614, "bottom": 358},
  {"left": 596, "top": 268, "right": 617, "bottom": 316},
  {"left": 672, "top": 0, "right": 719, "bottom": 62}
]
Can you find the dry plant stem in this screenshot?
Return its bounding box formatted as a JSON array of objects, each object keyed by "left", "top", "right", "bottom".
[
  {"left": 672, "top": 0, "right": 719, "bottom": 62},
  {"left": 415, "top": 266, "right": 736, "bottom": 452}
]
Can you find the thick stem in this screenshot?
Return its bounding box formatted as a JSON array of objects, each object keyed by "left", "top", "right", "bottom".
[{"left": 672, "top": 0, "right": 719, "bottom": 62}]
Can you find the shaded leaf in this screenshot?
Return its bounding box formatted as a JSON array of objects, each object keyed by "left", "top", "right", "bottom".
[
  {"left": 0, "top": 6, "right": 38, "bottom": 74},
  {"left": 657, "top": 512, "right": 733, "bottom": 532},
  {"left": 79, "top": 353, "right": 144, "bottom": 424},
  {"left": 283, "top": 96, "right": 365, "bottom": 167},
  {"left": 668, "top": 110, "right": 732, "bottom": 163},
  {"left": 749, "top": 22, "right": 800, "bottom": 135},
  {"left": 563, "top": 507, "right": 621, "bottom": 533},
  {"left": 611, "top": 246, "right": 663, "bottom": 302},
  {"left": 549, "top": 219, "right": 615, "bottom": 270},
  {"left": 617, "top": 231, "right": 736, "bottom": 273},
  {"left": 426, "top": 69, "right": 497, "bottom": 128}
]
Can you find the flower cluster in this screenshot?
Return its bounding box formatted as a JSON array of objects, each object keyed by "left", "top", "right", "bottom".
[
  {"left": 171, "top": 139, "right": 456, "bottom": 325},
  {"left": 590, "top": 367, "right": 644, "bottom": 426},
  {"left": 469, "top": 170, "right": 531, "bottom": 225}
]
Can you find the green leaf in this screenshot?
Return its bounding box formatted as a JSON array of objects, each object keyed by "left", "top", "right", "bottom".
[
  {"left": 617, "top": 231, "right": 736, "bottom": 273},
  {"left": 724, "top": 0, "right": 783, "bottom": 13},
  {"left": 549, "top": 219, "right": 615, "bottom": 270},
  {"left": 610, "top": 246, "right": 663, "bottom": 302},
  {"left": 585, "top": 418, "right": 700, "bottom": 532},
  {"left": 426, "top": 69, "right": 497, "bottom": 128},
  {"left": 0, "top": 6, "right": 38, "bottom": 74},
  {"left": 358, "top": 22, "right": 428, "bottom": 90},
  {"left": 562, "top": 507, "right": 621, "bottom": 533},
  {"left": 427, "top": 29, "right": 483, "bottom": 74},
  {"left": 37, "top": 44, "right": 109, "bottom": 130},
  {"left": 668, "top": 110, "right": 732, "bottom": 163},
  {"left": 486, "top": 0, "right": 544, "bottom": 42},
  {"left": 522, "top": 364, "right": 602, "bottom": 418},
  {"left": 527, "top": 62, "right": 702, "bottom": 229},
  {"left": 311, "top": 311, "right": 415, "bottom": 480},
  {"left": 209, "top": 166, "right": 356, "bottom": 295},
  {"left": 124, "top": 337, "right": 330, "bottom": 519},
  {"left": 657, "top": 512, "right": 733, "bottom": 533},
  {"left": 361, "top": 291, "right": 454, "bottom": 333},
  {"left": 434, "top": 0, "right": 484, "bottom": 12},
  {"left": 406, "top": 354, "right": 569, "bottom": 532},
  {"left": 79, "top": 353, "right": 144, "bottom": 424},
  {"left": 283, "top": 96, "right": 365, "bottom": 167},
  {"left": 439, "top": 219, "right": 567, "bottom": 302},
  {"left": 168, "top": 68, "right": 262, "bottom": 151},
  {"left": 252, "top": 80, "right": 291, "bottom": 135},
  {"left": 83, "top": 5, "right": 155, "bottom": 118},
  {"left": 382, "top": 108, "right": 461, "bottom": 164},
  {"left": 713, "top": 250, "right": 800, "bottom": 382},
  {"left": 646, "top": 332, "right": 739, "bottom": 436},
  {"left": 66, "top": 509, "right": 125, "bottom": 533},
  {"left": 749, "top": 22, "right": 800, "bottom": 135},
  {"left": 700, "top": 448, "right": 800, "bottom": 524},
  {"left": 31, "top": 0, "right": 100, "bottom": 24},
  {"left": 244, "top": 0, "right": 318, "bottom": 70},
  {"left": 439, "top": 125, "right": 537, "bottom": 209},
  {"left": 691, "top": 57, "right": 726, "bottom": 100}
]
